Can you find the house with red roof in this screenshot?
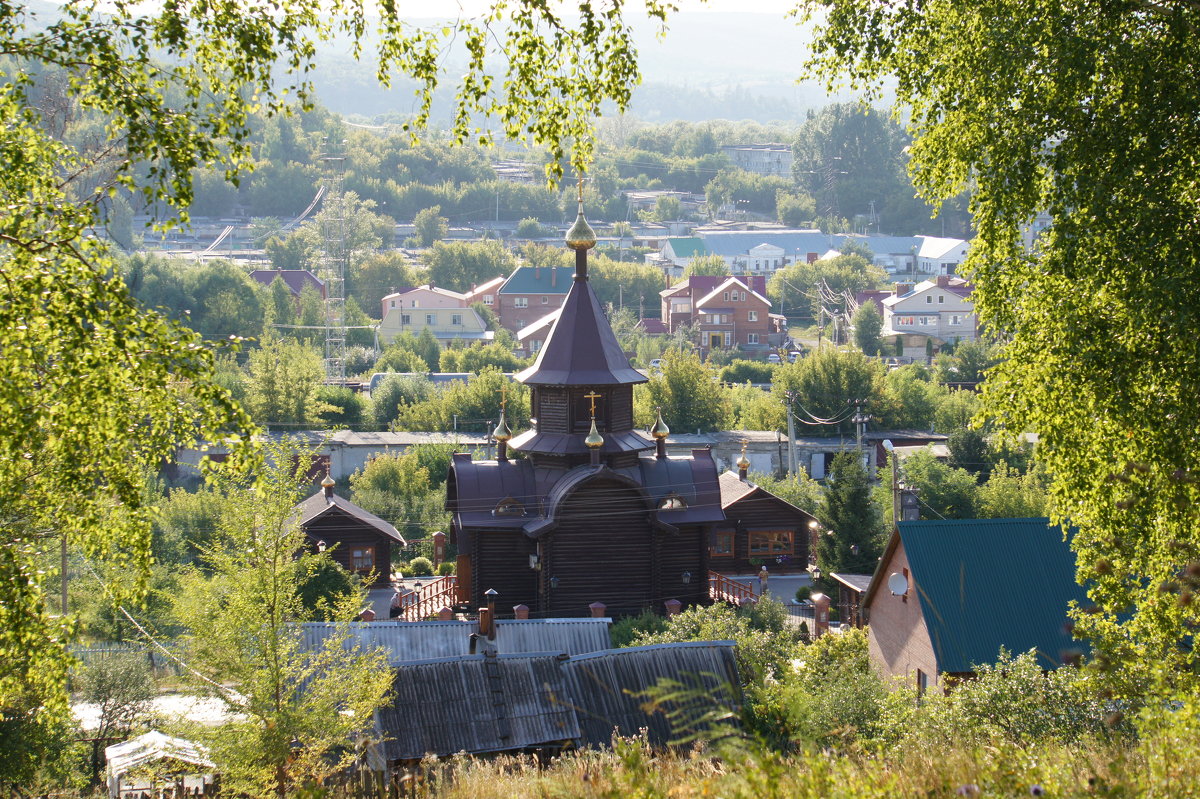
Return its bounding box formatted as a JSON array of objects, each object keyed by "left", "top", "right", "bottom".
[{"left": 660, "top": 274, "right": 785, "bottom": 358}]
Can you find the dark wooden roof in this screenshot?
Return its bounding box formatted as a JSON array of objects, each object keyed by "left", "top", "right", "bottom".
[
  {"left": 448, "top": 450, "right": 725, "bottom": 533},
  {"left": 294, "top": 491, "right": 405, "bottom": 544},
  {"left": 513, "top": 277, "right": 646, "bottom": 387},
  {"left": 717, "top": 470, "right": 816, "bottom": 521},
  {"left": 829, "top": 572, "right": 873, "bottom": 593},
  {"left": 507, "top": 427, "right": 653, "bottom": 457}
]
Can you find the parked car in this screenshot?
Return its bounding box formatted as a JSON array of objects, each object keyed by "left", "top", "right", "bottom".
[
  {"left": 788, "top": 351, "right": 803, "bottom": 363},
  {"left": 648, "top": 358, "right": 664, "bottom": 372},
  {"left": 767, "top": 353, "right": 782, "bottom": 364}
]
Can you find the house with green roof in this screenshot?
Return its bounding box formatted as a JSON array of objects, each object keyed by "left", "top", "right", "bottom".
[
  {"left": 660, "top": 237, "right": 709, "bottom": 268},
  {"left": 497, "top": 265, "right": 573, "bottom": 333},
  {"left": 863, "top": 518, "right": 1088, "bottom": 692}
]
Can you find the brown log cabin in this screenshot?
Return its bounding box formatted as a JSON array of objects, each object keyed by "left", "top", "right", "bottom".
[
  {"left": 712, "top": 470, "right": 816, "bottom": 575},
  {"left": 295, "top": 476, "right": 406, "bottom": 588}
]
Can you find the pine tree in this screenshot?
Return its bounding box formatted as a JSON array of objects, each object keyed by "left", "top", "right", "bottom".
[{"left": 817, "top": 452, "right": 885, "bottom": 585}]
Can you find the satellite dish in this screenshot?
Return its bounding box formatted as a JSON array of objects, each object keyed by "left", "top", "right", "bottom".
[{"left": 887, "top": 572, "right": 908, "bottom": 596}]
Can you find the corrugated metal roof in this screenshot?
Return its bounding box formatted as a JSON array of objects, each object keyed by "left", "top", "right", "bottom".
[
  {"left": 106, "top": 731, "right": 213, "bottom": 779},
  {"left": 561, "top": 641, "right": 741, "bottom": 747},
  {"left": 493, "top": 618, "right": 612, "bottom": 655},
  {"left": 830, "top": 572, "right": 873, "bottom": 593},
  {"left": 299, "top": 621, "right": 474, "bottom": 664},
  {"left": 374, "top": 652, "right": 580, "bottom": 761},
  {"left": 664, "top": 237, "right": 708, "bottom": 258},
  {"left": 890, "top": 518, "right": 1088, "bottom": 673}
]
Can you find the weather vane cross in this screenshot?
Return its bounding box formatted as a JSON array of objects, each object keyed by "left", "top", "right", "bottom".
[
  {"left": 584, "top": 389, "right": 602, "bottom": 419},
  {"left": 496, "top": 382, "right": 509, "bottom": 412}
]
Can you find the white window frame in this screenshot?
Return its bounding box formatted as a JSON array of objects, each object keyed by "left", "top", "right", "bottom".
[
  {"left": 747, "top": 332, "right": 759, "bottom": 344},
  {"left": 748, "top": 310, "right": 758, "bottom": 322},
  {"left": 514, "top": 297, "right": 528, "bottom": 308}
]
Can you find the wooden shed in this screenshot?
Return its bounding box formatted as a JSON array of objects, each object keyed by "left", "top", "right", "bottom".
[{"left": 294, "top": 477, "right": 405, "bottom": 587}]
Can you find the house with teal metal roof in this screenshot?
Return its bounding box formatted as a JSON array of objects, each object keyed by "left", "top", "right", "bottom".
[
  {"left": 863, "top": 518, "right": 1088, "bottom": 692},
  {"left": 496, "top": 265, "right": 573, "bottom": 332}
]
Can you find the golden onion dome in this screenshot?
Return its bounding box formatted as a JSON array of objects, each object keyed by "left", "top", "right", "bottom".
[
  {"left": 492, "top": 411, "right": 513, "bottom": 443},
  {"left": 584, "top": 418, "right": 605, "bottom": 449},
  {"left": 565, "top": 197, "right": 597, "bottom": 251},
  {"left": 321, "top": 473, "right": 336, "bottom": 489},
  {"left": 650, "top": 409, "right": 670, "bottom": 440},
  {"left": 736, "top": 452, "right": 751, "bottom": 471}
]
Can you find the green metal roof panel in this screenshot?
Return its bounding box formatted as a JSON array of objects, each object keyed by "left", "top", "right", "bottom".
[
  {"left": 899, "top": 518, "right": 1088, "bottom": 673},
  {"left": 667, "top": 237, "right": 708, "bottom": 258},
  {"left": 499, "top": 266, "right": 574, "bottom": 295}
]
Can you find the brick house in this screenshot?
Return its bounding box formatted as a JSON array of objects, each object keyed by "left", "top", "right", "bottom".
[
  {"left": 863, "top": 518, "right": 1087, "bottom": 693},
  {"left": 660, "top": 275, "right": 785, "bottom": 357},
  {"left": 496, "top": 266, "right": 573, "bottom": 332}
]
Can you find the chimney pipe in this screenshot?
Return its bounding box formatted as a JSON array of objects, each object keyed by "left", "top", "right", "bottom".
[
  {"left": 484, "top": 588, "right": 498, "bottom": 640},
  {"left": 551, "top": 268, "right": 557, "bottom": 288}
]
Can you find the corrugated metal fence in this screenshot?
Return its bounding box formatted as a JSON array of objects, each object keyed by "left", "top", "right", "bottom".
[{"left": 70, "top": 642, "right": 184, "bottom": 675}]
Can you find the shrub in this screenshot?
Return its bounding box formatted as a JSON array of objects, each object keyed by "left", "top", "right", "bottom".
[
  {"left": 611, "top": 610, "right": 669, "bottom": 648},
  {"left": 408, "top": 556, "right": 434, "bottom": 576},
  {"left": 437, "top": 561, "right": 455, "bottom": 576}
]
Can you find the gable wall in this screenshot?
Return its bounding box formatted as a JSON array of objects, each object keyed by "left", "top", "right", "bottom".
[{"left": 866, "top": 540, "right": 940, "bottom": 689}]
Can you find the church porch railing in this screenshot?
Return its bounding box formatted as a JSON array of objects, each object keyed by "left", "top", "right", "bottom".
[
  {"left": 708, "top": 571, "right": 757, "bottom": 605},
  {"left": 402, "top": 575, "right": 458, "bottom": 621}
]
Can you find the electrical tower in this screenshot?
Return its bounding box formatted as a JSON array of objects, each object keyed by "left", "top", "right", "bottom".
[{"left": 319, "top": 137, "right": 348, "bottom": 385}]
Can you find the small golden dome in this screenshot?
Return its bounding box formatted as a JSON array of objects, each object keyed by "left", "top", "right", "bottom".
[
  {"left": 584, "top": 418, "right": 605, "bottom": 449},
  {"left": 492, "top": 411, "right": 513, "bottom": 443},
  {"left": 320, "top": 473, "right": 335, "bottom": 488},
  {"left": 650, "top": 409, "right": 670, "bottom": 440},
  {"left": 565, "top": 208, "right": 597, "bottom": 251},
  {"left": 736, "top": 452, "right": 751, "bottom": 471}
]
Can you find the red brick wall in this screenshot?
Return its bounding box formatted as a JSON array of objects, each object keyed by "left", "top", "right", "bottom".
[
  {"left": 497, "top": 294, "right": 567, "bottom": 333},
  {"left": 867, "top": 541, "right": 941, "bottom": 689}
]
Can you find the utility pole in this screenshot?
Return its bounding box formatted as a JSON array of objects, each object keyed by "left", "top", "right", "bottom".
[
  {"left": 785, "top": 390, "right": 798, "bottom": 476},
  {"left": 849, "top": 398, "right": 870, "bottom": 452}
]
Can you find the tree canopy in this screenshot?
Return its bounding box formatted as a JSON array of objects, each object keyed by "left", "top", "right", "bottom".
[{"left": 802, "top": 0, "right": 1200, "bottom": 696}]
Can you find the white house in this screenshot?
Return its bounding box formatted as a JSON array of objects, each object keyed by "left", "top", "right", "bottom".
[{"left": 879, "top": 276, "right": 977, "bottom": 358}]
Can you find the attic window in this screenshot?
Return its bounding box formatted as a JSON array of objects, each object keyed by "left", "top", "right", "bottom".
[
  {"left": 658, "top": 493, "right": 687, "bottom": 511},
  {"left": 494, "top": 497, "right": 525, "bottom": 516}
]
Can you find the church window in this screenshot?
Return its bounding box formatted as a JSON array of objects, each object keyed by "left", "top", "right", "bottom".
[
  {"left": 351, "top": 546, "right": 375, "bottom": 572},
  {"left": 749, "top": 530, "right": 793, "bottom": 555},
  {"left": 658, "top": 493, "right": 687, "bottom": 510},
  {"left": 711, "top": 531, "right": 733, "bottom": 557},
  {"left": 494, "top": 497, "right": 525, "bottom": 516}
]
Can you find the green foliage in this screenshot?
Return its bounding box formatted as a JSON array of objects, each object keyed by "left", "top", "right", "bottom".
[
  {"left": 749, "top": 470, "right": 824, "bottom": 516},
  {"left": 706, "top": 168, "right": 795, "bottom": 217},
  {"left": 425, "top": 241, "right": 516, "bottom": 293},
  {"left": 776, "top": 190, "right": 816, "bottom": 228},
  {"left": 77, "top": 654, "right": 155, "bottom": 783},
  {"left": 395, "top": 368, "right": 530, "bottom": 434},
  {"left": 439, "top": 341, "right": 528, "bottom": 373},
  {"left": 371, "top": 373, "right": 434, "bottom": 430},
  {"left": 878, "top": 363, "right": 941, "bottom": 431},
  {"left": 933, "top": 339, "right": 997, "bottom": 385},
  {"left": 801, "top": 0, "right": 1200, "bottom": 696},
  {"left": 350, "top": 252, "right": 422, "bottom": 316},
  {"left": 634, "top": 350, "right": 731, "bottom": 433},
  {"left": 172, "top": 443, "right": 390, "bottom": 796},
  {"left": 610, "top": 610, "right": 669, "bottom": 648},
  {"left": 852, "top": 300, "right": 883, "bottom": 356},
  {"left": 899, "top": 450, "right": 979, "bottom": 520},
  {"left": 977, "top": 461, "right": 1049, "bottom": 519},
  {"left": 719, "top": 359, "right": 777, "bottom": 385},
  {"left": 412, "top": 205, "right": 449, "bottom": 247},
  {"left": 633, "top": 599, "right": 800, "bottom": 688},
  {"left": 947, "top": 428, "right": 990, "bottom": 478},
  {"left": 245, "top": 338, "right": 331, "bottom": 429},
  {"left": 315, "top": 385, "right": 369, "bottom": 431},
  {"left": 793, "top": 103, "right": 926, "bottom": 234},
  {"left": 768, "top": 254, "right": 886, "bottom": 322},
  {"left": 682, "top": 254, "right": 730, "bottom": 279},
  {"left": 818, "top": 453, "right": 885, "bottom": 578},
  {"left": 437, "top": 561, "right": 456, "bottom": 576},
  {"left": 772, "top": 348, "right": 885, "bottom": 435},
  {"left": 729, "top": 382, "right": 785, "bottom": 431},
  {"left": 408, "top": 556, "right": 434, "bottom": 577},
  {"left": 754, "top": 627, "right": 889, "bottom": 749},
  {"left": 590, "top": 255, "right": 669, "bottom": 313},
  {"left": 933, "top": 388, "right": 981, "bottom": 435},
  {"left": 348, "top": 450, "right": 450, "bottom": 538},
  {"left": 153, "top": 487, "right": 227, "bottom": 566}
]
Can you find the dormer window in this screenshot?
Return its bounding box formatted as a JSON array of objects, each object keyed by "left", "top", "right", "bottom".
[
  {"left": 494, "top": 497, "right": 525, "bottom": 516},
  {"left": 658, "top": 493, "right": 687, "bottom": 510}
]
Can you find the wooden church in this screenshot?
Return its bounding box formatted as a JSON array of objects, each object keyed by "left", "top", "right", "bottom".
[{"left": 446, "top": 198, "right": 727, "bottom": 617}]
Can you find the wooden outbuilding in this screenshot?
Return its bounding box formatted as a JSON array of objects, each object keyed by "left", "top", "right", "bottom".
[
  {"left": 294, "top": 476, "right": 405, "bottom": 588},
  {"left": 710, "top": 469, "right": 817, "bottom": 575}
]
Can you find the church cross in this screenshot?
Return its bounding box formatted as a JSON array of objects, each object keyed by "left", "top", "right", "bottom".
[
  {"left": 584, "top": 389, "right": 602, "bottom": 419},
  {"left": 496, "top": 382, "right": 509, "bottom": 412}
]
